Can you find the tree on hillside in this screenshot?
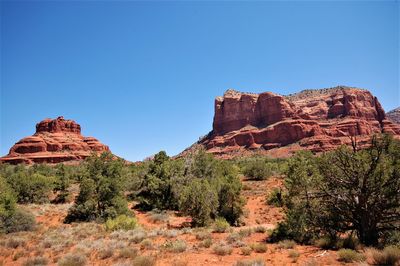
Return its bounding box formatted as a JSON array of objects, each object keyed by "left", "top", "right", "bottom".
[
  {"left": 64, "top": 152, "right": 129, "bottom": 223},
  {"left": 273, "top": 134, "right": 400, "bottom": 246}
]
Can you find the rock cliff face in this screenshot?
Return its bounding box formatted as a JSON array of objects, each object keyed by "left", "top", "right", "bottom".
[
  {"left": 1, "top": 117, "right": 110, "bottom": 164},
  {"left": 200, "top": 86, "right": 400, "bottom": 157},
  {"left": 387, "top": 107, "right": 400, "bottom": 124}
]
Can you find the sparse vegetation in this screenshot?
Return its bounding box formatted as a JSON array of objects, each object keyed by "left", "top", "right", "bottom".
[
  {"left": 337, "top": 249, "right": 365, "bottom": 263},
  {"left": 57, "top": 253, "right": 87, "bottom": 266},
  {"left": 234, "top": 258, "right": 265, "bottom": 266},
  {"left": 131, "top": 255, "right": 157, "bottom": 266},
  {"left": 250, "top": 243, "right": 267, "bottom": 253},
  {"left": 104, "top": 215, "right": 138, "bottom": 231},
  {"left": 371, "top": 246, "right": 400, "bottom": 266},
  {"left": 22, "top": 256, "right": 49, "bottom": 266},
  {"left": 213, "top": 217, "right": 230, "bottom": 233},
  {"left": 213, "top": 243, "right": 233, "bottom": 256}
]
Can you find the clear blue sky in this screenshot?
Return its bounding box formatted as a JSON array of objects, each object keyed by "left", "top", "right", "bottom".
[{"left": 1, "top": 1, "right": 399, "bottom": 161}]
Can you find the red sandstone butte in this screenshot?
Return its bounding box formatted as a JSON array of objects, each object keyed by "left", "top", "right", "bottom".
[
  {"left": 198, "top": 86, "right": 400, "bottom": 158},
  {"left": 0, "top": 116, "right": 110, "bottom": 164}
]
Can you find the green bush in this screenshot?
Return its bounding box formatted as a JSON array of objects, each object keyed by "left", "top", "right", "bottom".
[
  {"left": 64, "top": 152, "right": 129, "bottom": 223},
  {"left": 266, "top": 188, "right": 284, "bottom": 207},
  {"left": 105, "top": 215, "right": 138, "bottom": 231},
  {"left": 0, "top": 176, "right": 36, "bottom": 234},
  {"left": 337, "top": 249, "right": 365, "bottom": 263},
  {"left": 213, "top": 217, "right": 230, "bottom": 233},
  {"left": 242, "top": 159, "right": 273, "bottom": 180},
  {"left": 371, "top": 246, "right": 400, "bottom": 266}
]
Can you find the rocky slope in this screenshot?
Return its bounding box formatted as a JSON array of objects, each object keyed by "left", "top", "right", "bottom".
[
  {"left": 0, "top": 116, "right": 110, "bottom": 164},
  {"left": 198, "top": 86, "right": 400, "bottom": 158},
  {"left": 387, "top": 107, "right": 400, "bottom": 124}
]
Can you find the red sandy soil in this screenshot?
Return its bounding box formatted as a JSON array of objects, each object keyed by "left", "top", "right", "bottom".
[{"left": 0, "top": 178, "right": 365, "bottom": 266}]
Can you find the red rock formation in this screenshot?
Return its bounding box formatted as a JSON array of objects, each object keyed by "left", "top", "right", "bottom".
[
  {"left": 1, "top": 116, "right": 110, "bottom": 164},
  {"left": 387, "top": 107, "right": 400, "bottom": 124},
  {"left": 200, "top": 86, "right": 400, "bottom": 158}
]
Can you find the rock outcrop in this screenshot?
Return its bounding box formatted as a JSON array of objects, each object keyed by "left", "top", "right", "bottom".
[
  {"left": 387, "top": 107, "right": 400, "bottom": 124},
  {"left": 199, "top": 86, "right": 400, "bottom": 158},
  {"left": 1, "top": 117, "right": 110, "bottom": 164}
]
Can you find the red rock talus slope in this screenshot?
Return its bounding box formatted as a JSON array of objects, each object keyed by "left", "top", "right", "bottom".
[
  {"left": 0, "top": 117, "right": 110, "bottom": 164},
  {"left": 199, "top": 86, "right": 400, "bottom": 158},
  {"left": 387, "top": 107, "right": 400, "bottom": 124}
]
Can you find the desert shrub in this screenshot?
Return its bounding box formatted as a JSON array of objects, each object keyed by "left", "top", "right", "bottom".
[
  {"left": 7, "top": 172, "right": 54, "bottom": 204},
  {"left": 164, "top": 239, "right": 187, "bottom": 253},
  {"left": 52, "top": 164, "right": 71, "bottom": 203},
  {"left": 253, "top": 226, "right": 266, "bottom": 233},
  {"left": 118, "top": 247, "right": 138, "bottom": 259},
  {"left": 0, "top": 176, "right": 36, "bottom": 234},
  {"left": 57, "top": 253, "right": 87, "bottom": 266},
  {"left": 131, "top": 255, "right": 156, "bottom": 266},
  {"left": 266, "top": 188, "right": 284, "bottom": 207},
  {"left": 271, "top": 135, "right": 400, "bottom": 246},
  {"left": 97, "top": 247, "right": 113, "bottom": 259},
  {"left": 6, "top": 237, "right": 26, "bottom": 248},
  {"left": 250, "top": 243, "right": 267, "bottom": 253},
  {"left": 213, "top": 217, "right": 230, "bottom": 233},
  {"left": 337, "top": 249, "right": 365, "bottom": 263},
  {"left": 195, "top": 230, "right": 212, "bottom": 241},
  {"left": 227, "top": 232, "right": 244, "bottom": 244},
  {"left": 241, "top": 246, "right": 252, "bottom": 256},
  {"left": 234, "top": 258, "right": 265, "bottom": 266},
  {"left": 105, "top": 215, "right": 138, "bottom": 231},
  {"left": 213, "top": 243, "right": 233, "bottom": 256},
  {"left": 239, "top": 228, "right": 253, "bottom": 237},
  {"left": 315, "top": 236, "right": 336, "bottom": 250},
  {"left": 288, "top": 250, "right": 300, "bottom": 262},
  {"left": 199, "top": 238, "right": 213, "bottom": 248},
  {"left": 64, "top": 152, "right": 129, "bottom": 223},
  {"left": 338, "top": 235, "right": 359, "bottom": 250},
  {"left": 1, "top": 209, "right": 36, "bottom": 233},
  {"left": 136, "top": 151, "right": 183, "bottom": 211},
  {"left": 22, "top": 257, "right": 48, "bottom": 266},
  {"left": 277, "top": 240, "right": 296, "bottom": 249},
  {"left": 179, "top": 178, "right": 218, "bottom": 226},
  {"left": 241, "top": 158, "right": 273, "bottom": 180},
  {"left": 371, "top": 246, "right": 400, "bottom": 266},
  {"left": 13, "top": 250, "right": 25, "bottom": 261},
  {"left": 140, "top": 239, "right": 153, "bottom": 249}
]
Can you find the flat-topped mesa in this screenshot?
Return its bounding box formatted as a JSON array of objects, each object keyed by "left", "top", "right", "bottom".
[
  {"left": 200, "top": 86, "right": 400, "bottom": 158},
  {"left": 1, "top": 117, "right": 110, "bottom": 164},
  {"left": 35, "top": 116, "right": 81, "bottom": 134}
]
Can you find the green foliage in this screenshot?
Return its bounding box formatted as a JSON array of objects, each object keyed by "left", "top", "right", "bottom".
[
  {"left": 241, "top": 158, "right": 273, "bottom": 180},
  {"left": 266, "top": 188, "right": 284, "bottom": 207},
  {"left": 64, "top": 152, "right": 129, "bottom": 223},
  {"left": 271, "top": 134, "right": 400, "bottom": 246},
  {"left": 135, "top": 148, "right": 245, "bottom": 226},
  {"left": 52, "top": 164, "right": 71, "bottom": 203},
  {"left": 105, "top": 215, "right": 138, "bottom": 231},
  {"left": 0, "top": 175, "right": 36, "bottom": 233},
  {"left": 337, "top": 249, "right": 365, "bottom": 263},
  {"left": 179, "top": 178, "right": 218, "bottom": 226},
  {"left": 213, "top": 217, "right": 230, "bottom": 233}
]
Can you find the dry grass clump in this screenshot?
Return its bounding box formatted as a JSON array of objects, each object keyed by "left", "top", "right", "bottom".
[
  {"left": 195, "top": 230, "right": 212, "bottom": 241},
  {"left": 213, "top": 243, "right": 233, "bottom": 256},
  {"left": 277, "top": 240, "right": 296, "bottom": 249},
  {"left": 131, "top": 255, "right": 157, "bottom": 266},
  {"left": 162, "top": 229, "right": 181, "bottom": 238},
  {"left": 371, "top": 246, "right": 400, "bottom": 266},
  {"left": 110, "top": 228, "right": 147, "bottom": 243},
  {"left": 250, "top": 243, "right": 267, "bottom": 253},
  {"left": 240, "top": 246, "right": 252, "bottom": 256},
  {"left": 118, "top": 247, "right": 139, "bottom": 259},
  {"left": 337, "top": 249, "right": 365, "bottom": 263},
  {"left": 140, "top": 239, "right": 154, "bottom": 250},
  {"left": 253, "top": 226, "right": 266, "bottom": 233},
  {"left": 199, "top": 238, "right": 213, "bottom": 248},
  {"left": 97, "top": 247, "right": 114, "bottom": 260},
  {"left": 164, "top": 239, "right": 187, "bottom": 253},
  {"left": 57, "top": 253, "right": 87, "bottom": 266},
  {"left": 234, "top": 258, "right": 265, "bottom": 266},
  {"left": 22, "top": 257, "right": 48, "bottom": 266},
  {"left": 213, "top": 217, "right": 230, "bottom": 233},
  {"left": 13, "top": 250, "right": 26, "bottom": 261},
  {"left": 6, "top": 237, "right": 26, "bottom": 248},
  {"left": 288, "top": 250, "right": 300, "bottom": 262},
  {"left": 238, "top": 228, "right": 253, "bottom": 237}
]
